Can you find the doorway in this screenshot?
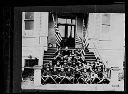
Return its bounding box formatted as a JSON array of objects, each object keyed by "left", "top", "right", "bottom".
[
  {"left": 58, "top": 24, "right": 75, "bottom": 48},
  {"left": 57, "top": 17, "right": 76, "bottom": 48}
]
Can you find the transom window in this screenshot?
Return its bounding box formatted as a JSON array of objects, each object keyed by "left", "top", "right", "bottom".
[{"left": 58, "top": 18, "right": 76, "bottom": 25}]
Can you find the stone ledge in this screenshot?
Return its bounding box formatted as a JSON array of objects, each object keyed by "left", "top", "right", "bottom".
[{"left": 33, "top": 65, "right": 42, "bottom": 69}]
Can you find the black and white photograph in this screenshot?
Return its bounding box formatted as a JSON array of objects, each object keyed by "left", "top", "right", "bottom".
[{"left": 21, "top": 12, "right": 125, "bottom": 91}]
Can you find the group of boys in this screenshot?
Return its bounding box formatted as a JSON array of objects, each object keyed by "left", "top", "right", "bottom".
[{"left": 41, "top": 47, "right": 110, "bottom": 84}]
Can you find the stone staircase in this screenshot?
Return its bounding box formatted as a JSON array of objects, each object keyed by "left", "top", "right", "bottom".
[
  {"left": 43, "top": 47, "right": 57, "bottom": 64},
  {"left": 41, "top": 47, "right": 111, "bottom": 84},
  {"left": 43, "top": 47, "right": 97, "bottom": 64},
  {"left": 84, "top": 51, "right": 97, "bottom": 61}
]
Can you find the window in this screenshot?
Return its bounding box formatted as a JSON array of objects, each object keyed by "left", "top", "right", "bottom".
[
  {"left": 25, "top": 21, "right": 34, "bottom": 30},
  {"left": 58, "top": 18, "right": 76, "bottom": 25},
  {"left": 102, "top": 14, "right": 110, "bottom": 26},
  {"left": 68, "top": 26, "right": 75, "bottom": 38},
  {"left": 68, "top": 26, "right": 71, "bottom": 37},
  {"left": 67, "top": 19, "right": 71, "bottom": 24},
  {"left": 58, "top": 18, "right": 66, "bottom": 24},
  {"left": 102, "top": 14, "right": 110, "bottom": 33},
  {"left": 72, "top": 26, "right": 75, "bottom": 38},
  {"left": 24, "top": 12, "right": 34, "bottom": 30},
  {"left": 100, "top": 14, "right": 111, "bottom": 40},
  {"left": 72, "top": 19, "right": 76, "bottom": 24},
  {"left": 25, "top": 12, "right": 34, "bottom": 20},
  {"left": 57, "top": 18, "right": 76, "bottom": 38}
]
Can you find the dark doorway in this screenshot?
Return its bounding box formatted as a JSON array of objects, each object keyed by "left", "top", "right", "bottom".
[
  {"left": 58, "top": 18, "right": 76, "bottom": 48},
  {"left": 58, "top": 24, "right": 75, "bottom": 48}
]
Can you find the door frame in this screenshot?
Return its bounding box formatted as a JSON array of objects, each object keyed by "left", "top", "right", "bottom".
[{"left": 57, "top": 23, "right": 76, "bottom": 39}]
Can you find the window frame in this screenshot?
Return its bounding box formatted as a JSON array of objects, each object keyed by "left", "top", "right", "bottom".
[{"left": 22, "top": 12, "right": 34, "bottom": 37}]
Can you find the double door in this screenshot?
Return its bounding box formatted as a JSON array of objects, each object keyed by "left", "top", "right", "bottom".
[{"left": 58, "top": 24, "right": 75, "bottom": 48}]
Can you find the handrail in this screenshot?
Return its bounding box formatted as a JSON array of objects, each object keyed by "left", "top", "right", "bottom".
[
  {"left": 86, "top": 37, "right": 103, "bottom": 62},
  {"left": 92, "top": 40, "right": 112, "bottom": 78},
  {"left": 88, "top": 38, "right": 110, "bottom": 75},
  {"left": 92, "top": 41, "right": 102, "bottom": 61},
  {"left": 82, "top": 34, "right": 101, "bottom": 60}
]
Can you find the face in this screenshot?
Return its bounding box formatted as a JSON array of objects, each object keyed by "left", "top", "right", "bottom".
[
  {"left": 54, "top": 68, "right": 56, "bottom": 71},
  {"left": 68, "top": 68, "right": 70, "bottom": 71},
  {"left": 61, "top": 57, "right": 63, "bottom": 59},
  {"left": 76, "top": 68, "right": 79, "bottom": 71},
  {"left": 87, "top": 63, "right": 89, "bottom": 65},
  {"left": 65, "top": 47, "right": 68, "bottom": 50},
  {"left": 64, "top": 62, "right": 67, "bottom": 65},
  {"left": 46, "top": 68, "right": 49, "bottom": 71},
  {"left": 84, "top": 69, "right": 87, "bottom": 72},
  {"left": 61, "top": 68, "right": 64, "bottom": 71},
  {"left": 57, "top": 62, "right": 60, "bottom": 65},
  {"left": 49, "top": 61, "right": 52, "bottom": 64}
]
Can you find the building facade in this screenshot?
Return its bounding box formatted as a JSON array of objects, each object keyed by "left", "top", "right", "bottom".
[{"left": 22, "top": 12, "right": 125, "bottom": 90}]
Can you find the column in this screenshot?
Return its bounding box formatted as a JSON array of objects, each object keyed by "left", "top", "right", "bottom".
[{"left": 33, "top": 65, "right": 42, "bottom": 86}]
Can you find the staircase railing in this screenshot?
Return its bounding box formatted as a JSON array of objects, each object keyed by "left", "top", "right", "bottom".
[
  {"left": 88, "top": 38, "right": 111, "bottom": 78},
  {"left": 92, "top": 41, "right": 102, "bottom": 61},
  {"left": 81, "top": 33, "right": 102, "bottom": 62}
]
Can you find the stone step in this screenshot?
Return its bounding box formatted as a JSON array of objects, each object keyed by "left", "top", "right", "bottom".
[
  {"left": 43, "top": 55, "right": 96, "bottom": 57},
  {"left": 85, "top": 52, "right": 94, "bottom": 54},
  {"left": 85, "top": 59, "right": 96, "bottom": 61},
  {"left": 84, "top": 54, "right": 95, "bottom": 56},
  {"left": 48, "top": 48, "right": 57, "bottom": 50},
  {"left": 44, "top": 50, "right": 56, "bottom": 53},
  {"left": 43, "top": 60, "right": 50, "bottom": 63},
  {"left": 43, "top": 59, "right": 96, "bottom": 63},
  {"left": 43, "top": 58, "right": 96, "bottom": 60},
  {"left": 48, "top": 47, "right": 57, "bottom": 49},
  {"left": 44, "top": 53, "right": 94, "bottom": 56},
  {"left": 44, "top": 51, "right": 55, "bottom": 53},
  {"left": 43, "top": 55, "right": 56, "bottom": 58},
  {"left": 43, "top": 57, "right": 96, "bottom": 60},
  {"left": 48, "top": 47, "right": 57, "bottom": 50},
  {"left": 44, "top": 52, "right": 55, "bottom": 55},
  {"left": 47, "top": 48, "right": 57, "bottom": 51},
  {"left": 85, "top": 54, "right": 94, "bottom": 55},
  {"left": 44, "top": 50, "right": 56, "bottom": 52},
  {"left": 85, "top": 56, "right": 96, "bottom": 59},
  {"left": 43, "top": 58, "right": 54, "bottom": 60},
  {"left": 43, "top": 56, "right": 55, "bottom": 59}
]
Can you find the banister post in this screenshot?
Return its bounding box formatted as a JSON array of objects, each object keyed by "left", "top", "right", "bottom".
[
  {"left": 33, "top": 46, "right": 44, "bottom": 86},
  {"left": 33, "top": 65, "right": 42, "bottom": 86}
]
